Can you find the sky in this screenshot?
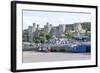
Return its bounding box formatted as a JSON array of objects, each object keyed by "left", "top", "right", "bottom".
[{"left": 23, "top": 10, "right": 91, "bottom": 30}]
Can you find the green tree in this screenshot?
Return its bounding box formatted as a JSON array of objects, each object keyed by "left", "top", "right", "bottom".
[
  {"left": 33, "top": 37, "right": 40, "bottom": 44},
  {"left": 22, "top": 30, "right": 28, "bottom": 42},
  {"left": 65, "top": 32, "right": 72, "bottom": 40},
  {"left": 40, "top": 32, "right": 46, "bottom": 37},
  {"left": 39, "top": 32, "right": 52, "bottom": 42},
  {"left": 40, "top": 36, "right": 46, "bottom": 44},
  {"left": 33, "top": 32, "right": 52, "bottom": 44},
  {"left": 85, "top": 31, "right": 91, "bottom": 37},
  {"left": 81, "top": 22, "right": 91, "bottom": 31},
  {"left": 46, "top": 34, "right": 52, "bottom": 40}
]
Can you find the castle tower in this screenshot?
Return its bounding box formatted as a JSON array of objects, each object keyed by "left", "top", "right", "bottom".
[
  {"left": 44, "top": 22, "right": 52, "bottom": 34},
  {"left": 59, "top": 24, "right": 65, "bottom": 36},
  {"left": 35, "top": 24, "right": 41, "bottom": 37},
  {"left": 28, "top": 26, "right": 33, "bottom": 42},
  {"left": 36, "top": 24, "right": 39, "bottom": 30},
  {"left": 32, "top": 23, "right": 36, "bottom": 32},
  {"left": 74, "top": 23, "right": 82, "bottom": 36}
]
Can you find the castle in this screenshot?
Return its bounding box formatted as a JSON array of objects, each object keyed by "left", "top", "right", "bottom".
[{"left": 23, "top": 22, "right": 86, "bottom": 42}]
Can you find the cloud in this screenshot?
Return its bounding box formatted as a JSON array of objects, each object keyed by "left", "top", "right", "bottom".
[{"left": 23, "top": 16, "right": 49, "bottom": 29}]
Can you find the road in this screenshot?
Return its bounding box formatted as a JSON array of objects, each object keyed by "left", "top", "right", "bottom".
[{"left": 22, "top": 51, "right": 91, "bottom": 63}]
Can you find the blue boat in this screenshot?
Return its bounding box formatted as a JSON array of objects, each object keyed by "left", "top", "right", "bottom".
[{"left": 70, "top": 44, "right": 90, "bottom": 53}]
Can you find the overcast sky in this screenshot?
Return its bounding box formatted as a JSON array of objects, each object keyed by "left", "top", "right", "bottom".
[{"left": 23, "top": 10, "right": 91, "bottom": 30}]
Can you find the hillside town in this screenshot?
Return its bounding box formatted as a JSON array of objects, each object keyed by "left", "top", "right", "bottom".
[{"left": 22, "top": 22, "right": 91, "bottom": 52}]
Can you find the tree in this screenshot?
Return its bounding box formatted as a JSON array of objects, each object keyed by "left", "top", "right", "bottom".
[
  {"left": 22, "top": 30, "right": 28, "bottom": 42},
  {"left": 40, "top": 32, "right": 52, "bottom": 42},
  {"left": 85, "top": 31, "right": 91, "bottom": 37},
  {"left": 65, "top": 32, "right": 72, "bottom": 40},
  {"left": 40, "top": 36, "right": 46, "bottom": 44},
  {"left": 46, "top": 34, "right": 52, "bottom": 40},
  {"left": 81, "top": 22, "right": 91, "bottom": 31},
  {"left": 33, "top": 32, "right": 52, "bottom": 44},
  {"left": 33, "top": 37, "right": 40, "bottom": 44},
  {"left": 40, "top": 32, "right": 46, "bottom": 37}
]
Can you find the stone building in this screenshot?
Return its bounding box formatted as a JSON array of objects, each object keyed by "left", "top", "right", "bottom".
[
  {"left": 28, "top": 26, "right": 33, "bottom": 42},
  {"left": 50, "top": 27, "right": 59, "bottom": 37},
  {"left": 32, "top": 23, "right": 37, "bottom": 32},
  {"left": 43, "top": 22, "right": 52, "bottom": 34},
  {"left": 22, "top": 29, "right": 28, "bottom": 42},
  {"left": 28, "top": 23, "right": 37, "bottom": 42},
  {"left": 23, "top": 22, "right": 88, "bottom": 42},
  {"left": 58, "top": 24, "right": 66, "bottom": 37},
  {"left": 35, "top": 24, "right": 40, "bottom": 36},
  {"left": 74, "top": 23, "right": 86, "bottom": 36}
]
